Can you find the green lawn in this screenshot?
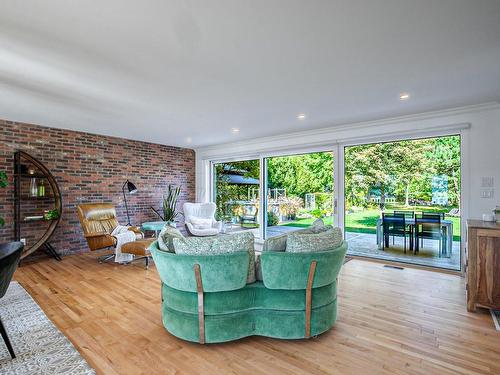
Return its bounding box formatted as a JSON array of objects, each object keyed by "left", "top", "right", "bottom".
[{"left": 280, "top": 205, "right": 461, "bottom": 241}]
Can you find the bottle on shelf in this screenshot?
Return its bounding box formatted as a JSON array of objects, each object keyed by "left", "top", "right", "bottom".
[
  {"left": 30, "top": 177, "right": 38, "bottom": 197},
  {"left": 37, "top": 179, "right": 45, "bottom": 197}
]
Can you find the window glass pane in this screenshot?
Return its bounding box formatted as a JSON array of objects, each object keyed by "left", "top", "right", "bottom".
[
  {"left": 213, "top": 159, "right": 260, "bottom": 236},
  {"left": 344, "top": 135, "right": 461, "bottom": 271},
  {"left": 265, "top": 151, "right": 334, "bottom": 238}
]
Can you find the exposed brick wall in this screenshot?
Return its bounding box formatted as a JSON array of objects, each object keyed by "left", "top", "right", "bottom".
[{"left": 0, "top": 119, "right": 195, "bottom": 258}]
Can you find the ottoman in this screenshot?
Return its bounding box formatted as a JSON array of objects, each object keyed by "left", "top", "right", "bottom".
[{"left": 122, "top": 238, "right": 156, "bottom": 269}]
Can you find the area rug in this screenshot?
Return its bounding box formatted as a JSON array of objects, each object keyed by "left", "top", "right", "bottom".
[
  {"left": 491, "top": 309, "right": 500, "bottom": 331},
  {"left": 0, "top": 282, "right": 95, "bottom": 375}
]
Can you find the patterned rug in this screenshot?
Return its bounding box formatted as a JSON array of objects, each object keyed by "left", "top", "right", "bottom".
[
  {"left": 491, "top": 309, "right": 500, "bottom": 331},
  {"left": 0, "top": 282, "right": 95, "bottom": 374}
]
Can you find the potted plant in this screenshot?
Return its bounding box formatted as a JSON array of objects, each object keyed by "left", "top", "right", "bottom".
[
  {"left": 163, "top": 185, "right": 181, "bottom": 227},
  {"left": 0, "top": 171, "right": 6, "bottom": 226}
]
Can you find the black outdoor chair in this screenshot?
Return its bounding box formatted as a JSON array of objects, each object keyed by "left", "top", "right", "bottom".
[
  {"left": 394, "top": 210, "right": 415, "bottom": 219},
  {"left": 419, "top": 212, "right": 445, "bottom": 220},
  {"left": 415, "top": 214, "right": 445, "bottom": 256},
  {"left": 382, "top": 213, "right": 410, "bottom": 253},
  {"left": 0, "top": 241, "right": 24, "bottom": 359}
]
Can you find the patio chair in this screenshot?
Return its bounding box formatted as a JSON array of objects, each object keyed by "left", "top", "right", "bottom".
[
  {"left": 240, "top": 206, "right": 258, "bottom": 228},
  {"left": 382, "top": 213, "right": 410, "bottom": 253},
  {"left": 183, "top": 202, "right": 222, "bottom": 236},
  {"left": 393, "top": 210, "right": 415, "bottom": 219},
  {"left": 414, "top": 214, "right": 445, "bottom": 256},
  {"left": 420, "top": 212, "right": 445, "bottom": 220}
]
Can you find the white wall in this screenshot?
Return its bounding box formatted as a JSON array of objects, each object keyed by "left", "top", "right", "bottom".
[{"left": 196, "top": 102, "right": 500, "bottom": 221}]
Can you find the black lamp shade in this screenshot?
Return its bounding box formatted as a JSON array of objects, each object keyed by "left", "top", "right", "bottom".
[{"left": 126, "top": 180, "right": 138, "bottom": 194}]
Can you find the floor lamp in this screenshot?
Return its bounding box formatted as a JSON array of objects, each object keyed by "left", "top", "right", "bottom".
[{"left": 122, "top": 180, "right": 138, "bottom": 226}]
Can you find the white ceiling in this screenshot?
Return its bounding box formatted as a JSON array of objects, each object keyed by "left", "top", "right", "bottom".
[{"left": 1, "top": 0, "right": 500, "bottom": 148}]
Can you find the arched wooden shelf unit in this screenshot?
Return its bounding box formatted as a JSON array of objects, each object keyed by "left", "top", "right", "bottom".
[{"left": 14, "top": 151, "right": 62, "bottom": 260}]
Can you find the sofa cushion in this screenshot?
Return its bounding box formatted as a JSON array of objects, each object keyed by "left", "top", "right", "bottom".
[
  {"left": 158, "top": 225, "right": 184, "bottom": 252},
  {"left": 255, "top": 254, "right": 263, "bottom": 281},
  {"left": 173, "top": 231, "right": 256, "bottom": 283},
  {"left": 262, "top": 218, "right": 330, "bottom": 252},
  {"left": 286, "top": 227, "right": 343, "bottom": 253}
]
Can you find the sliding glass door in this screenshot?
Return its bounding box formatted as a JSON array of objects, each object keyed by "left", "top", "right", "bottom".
[
  {"left": 343, "top": 135, "right": 461, "bottom": 270},
  {"left": 212, "top": 159, "right": 260, "bottom": 236},
  {"left": 263, "top": 150, "right": 338, "bottom": 239}
]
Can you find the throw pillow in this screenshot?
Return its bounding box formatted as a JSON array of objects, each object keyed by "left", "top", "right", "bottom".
[
  {"left": 190, "top": 217, "right": 213, "bottom": 229},
  {"left": 286, "top": 227, "right": 343, "bottom": 253},
  {"left": 173, "top": 231, "right": 256, "bottom": 283},
  {"left": 158, "top": 225, "right": 185, "bottom": 252},
  {"left": 262, "top": 233, "right": 287, "bottom": 252}
]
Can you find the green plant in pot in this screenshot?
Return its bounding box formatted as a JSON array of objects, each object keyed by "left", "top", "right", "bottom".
[
  {"left": 163, "top": 185, "right": 181, "bottom": 227},
  {"left": 0, "top": 171, "right": 6, "bottom": 226}
]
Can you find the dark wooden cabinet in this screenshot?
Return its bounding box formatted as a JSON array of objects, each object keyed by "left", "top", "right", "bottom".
[{"left": 466, "top": 220, "right": 500, "bottom": 312}]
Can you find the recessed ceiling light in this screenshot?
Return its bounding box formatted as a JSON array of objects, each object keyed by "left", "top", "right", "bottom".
[
  {"left": 185, "top": 136, "right": 192, "bottom": 144},
  {"left": 297, "top": 113, "right": 306, "bottom": 120},
  {"left": 399, "top": 93, "right": 410, "bottom": 101},
  {"left": 231, "top": 127, "right": 240, "bottom": 134}
]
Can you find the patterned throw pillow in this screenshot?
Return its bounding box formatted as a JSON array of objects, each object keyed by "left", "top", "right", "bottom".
[
  {"left": 286, "top": 227, "right": 343, "bottom": 253},
  {"left": 173, "top": 231, "right": 256, "bottom": 283},
  {"left": 262, "top": 233, "right": 287, "bottom": 252},
  {"left": 262, "top": 218, "right": 331, "bottom": 251},
  {"left": 158, "top": 225, "right": 184, "bottom": 252}
]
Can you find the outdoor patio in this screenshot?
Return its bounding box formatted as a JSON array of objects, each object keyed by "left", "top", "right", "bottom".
[{"left": 346, "top": 231, "right": 461, "bottom": 270}]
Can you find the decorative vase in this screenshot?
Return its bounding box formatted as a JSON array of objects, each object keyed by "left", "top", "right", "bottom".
[{"left": 167, "top": 221, "right": 177, "bottom": 228}]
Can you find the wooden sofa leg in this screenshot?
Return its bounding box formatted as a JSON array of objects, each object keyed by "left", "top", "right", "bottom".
[
  {"left": 305, "top": 261, "right": 317, "bottom": 339},
  {"left": 194, "top": 264, "right": 205, "bottom": 344}
]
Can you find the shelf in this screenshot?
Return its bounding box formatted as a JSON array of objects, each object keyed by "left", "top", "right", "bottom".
[
  {"left": 23, "top": 217, "right": 56, "bottom": 222},
  {"left": 16, "top": 195, "right": 55, "bottom": 201},
  {"left": 15, "top": 173, "right": 48, "bottom": 179},
  {"left": 14, "top": 151, "right": 63, "bottom": 260}
]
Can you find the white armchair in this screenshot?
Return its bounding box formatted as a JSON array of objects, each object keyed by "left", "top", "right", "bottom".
[{"left": 183, "top": 202, "right": 222, "bottom": 236}]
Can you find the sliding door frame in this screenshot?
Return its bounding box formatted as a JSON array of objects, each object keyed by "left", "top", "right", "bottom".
[
  {"left": 206, "top": 125, "right": 468, "bottom": 274},
  {"left": 259, "top": 144, "right": 341, "bottom": 240},
  {"left": 339, "top": 127, "right": 469, "bottom": 274}
]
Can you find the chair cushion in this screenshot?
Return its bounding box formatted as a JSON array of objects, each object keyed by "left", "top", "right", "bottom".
[
  {"left": 158, "top": 225, "right": 184, "bottom": 252},
  {"left": 122, "top": 238, "right": 156, "bottom": 256},
  {"left": 173, "top": 232, "right": 256, "bottom": 283},
  {"left": 190, "top": 217, "right": 213, "bottom": 229},
  {"left": 286, "top": 227, "right": 343, "bottom": 253},
  {"left": 186, "top": 224, "right": 220, "bottom": 237}
]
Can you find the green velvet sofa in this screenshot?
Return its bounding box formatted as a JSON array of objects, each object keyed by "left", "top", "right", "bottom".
[{"left": 149, "top": 240, "right": 347, "bottom": 343}]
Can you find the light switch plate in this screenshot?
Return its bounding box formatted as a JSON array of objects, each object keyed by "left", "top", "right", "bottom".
[
  {"left": 480, "top": 189, "right": 494, "bottom": 199},
  {"left": 481, "top": 177, "right": 494, "bottom": 188}
]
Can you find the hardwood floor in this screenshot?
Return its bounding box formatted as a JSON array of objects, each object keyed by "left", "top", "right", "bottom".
[{"left": 13, "top": 253, "right": 500, "bottom": 375}]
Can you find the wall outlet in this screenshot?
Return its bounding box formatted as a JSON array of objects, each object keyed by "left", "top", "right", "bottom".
[{"left": 20, "top": 238, "right": 26, "bottom": 246}]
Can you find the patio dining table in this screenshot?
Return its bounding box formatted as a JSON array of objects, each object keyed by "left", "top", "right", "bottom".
[{"left": 376, "top": 218, "right": 453, "bottom": 257}]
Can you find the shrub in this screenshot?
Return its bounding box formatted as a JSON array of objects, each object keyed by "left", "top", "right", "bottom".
[{"left": 267, "top": 211, "right": 279, "bottom": 226}]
